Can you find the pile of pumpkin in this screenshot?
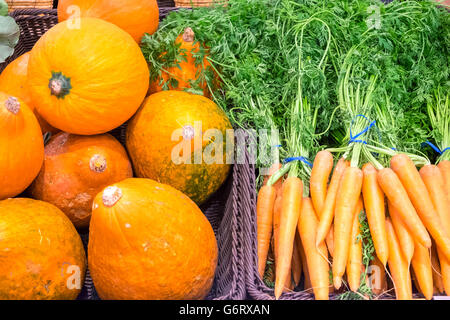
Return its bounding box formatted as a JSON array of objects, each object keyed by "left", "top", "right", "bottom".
[{"left": 0, "top": 0, "right": 233, "bottom": 300}]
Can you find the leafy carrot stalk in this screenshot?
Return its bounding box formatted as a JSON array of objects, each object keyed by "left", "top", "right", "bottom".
[
  {"left": 362, "top": 163, "right": 389, "bottom": 266},
  {"left": 431, "top": 245, "right": 445, "bottom": 295},
  {"left": 274, "top": 176, "right": 303, "bottom": 299},
  {"left": 298, "top": 197, "right": 329, "bottom": 300},
  {"left": 291, "top": 232, "right": 303, "bottom": 287},
  {"left": 388, "top": 200, "right": 415, "bottom": 266},
  {"left": 316, "top": 157, "right": 349, "bottom": 249},
  {"left": 310, "top": 150, "right": 333, "bottom": 216},
  {"left": 332, "top": 166, "right": 363, "bottom": 289},
  {"left": 411, "top": 242, "right": 433, "bottom": 300},
  {"left": 263, "top": 163, "right": 283, "bottom": 189},
  {"left": 346, "top": 197, "right": 364, "bottom": 292},
  {"left": 390, "top": 153, "right": 450, "bottom": 261},
  {"left": 386, "top": 218, "right": 413, "bottom": 300},
  {"left": 256, "top": 185, "right": 277, "bottom": 277},
  {"left": 377, "top": 167, "right": 431, "bottom": 248},
  {"left": 368, "top": 256, "right": 387, "bottom": 296}
]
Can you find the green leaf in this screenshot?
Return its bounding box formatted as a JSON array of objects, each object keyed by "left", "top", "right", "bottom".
[
  {"left": 0, "top": 15, "right": 19, "bottom": 63},
  {"left": 0, "top": 0, "right": 8, "bottom": 16}
]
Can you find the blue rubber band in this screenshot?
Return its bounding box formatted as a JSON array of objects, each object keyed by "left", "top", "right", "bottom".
[
  {"left": 283, "top": 156, "right": 313, "bottom": 168},
  {"left": 349, "top": 114, "right": 376, "bottom": 145},
  {"left": 421, "top": 141, "right": 450, "bottom": 155},
  {"left": 273, "top": 144, "right": 282, "bottom": 148}
]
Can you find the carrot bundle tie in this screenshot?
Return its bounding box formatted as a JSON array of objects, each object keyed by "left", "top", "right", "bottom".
[
  {"left": 421, "top": 141, "right": 449, "bottom": 155},
  {"left": 283, "top": 156, "right": 313, "bottom": 167},
  {"left": 349, "top": 114, "right": 377, "bottom": 145}
]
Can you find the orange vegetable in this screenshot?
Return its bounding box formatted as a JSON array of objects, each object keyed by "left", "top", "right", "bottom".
[
  {"left": 315, "top": 158, "right": 349, "bottom": 251},
  {"left": 438, "top": 160, "right": 450, "bottom": 203},
  {"left": 386, "top": 218, "right": 413, "bottom": 300},
  {"left": 274, "top": 177, "right": 303, "bottom": 299},
  {"left": 411, "top": 242, "right": 433, "bottom": 300},
  {"left": 310, "top": 150, "right": 333, "bottom": 215},
  {"left": 332, "top": 166, "right": 363, "bottom": 289},
  {"left": 390, "top": 154, "right": 450, "bottom": 260},
  {"left": 291, "top": 234, "right": 303, "bottom": 287},
  {"left": 377, "top": 167, "right": 431, "bottom": 248},
  {"left": 57, "top": 0, "right": 159, "bottom": 43},
  {"left": 388, "top": 200, "right": 415, "bottom": 266},
  {"left": 368, "top": 256, "right": 387, "bottom": 296},
  {"left": 257, "top": 185, "right": 277, "bottom": 278},
  {"left": 431, "top": 245, "right": 445, "bottom": 294},
  {"left": 362, "top": 163, "right": 389, "bottom": 266},
  {"left": 298, "top": 197, "right": 329, "bottom": 300},
  {"left": 346, "top": 197, "right": 364, "bottom": 292}
]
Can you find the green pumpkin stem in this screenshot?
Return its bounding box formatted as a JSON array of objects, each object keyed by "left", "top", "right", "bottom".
[{"left": 48, "top": 72, "right": 72, "bottom": 99}]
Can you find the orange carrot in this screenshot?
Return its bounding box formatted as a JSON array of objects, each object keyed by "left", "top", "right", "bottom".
[
  {"left": 263, "top": 163, "right": 283, "bottom": 187},
  {"left": 310, "top": 150, "right": 334, "bottom": 216},
  {"left": 274, "top": 176, "right": 303, "bottom": 299},
  {"left": 326, "top": 225, "right": 335, "bottom": 258},
  {"left": 257, "top": 185, "right": 277, "bottom": 277},
  {"left": 438, "top": 250, "right": 450, "bottom": 296},
  {"left": 377, "top": 167, "right": 431, "bottom": 248},
  {"left": 332, "top": 166, "right": 363, "bottom": 289},
  {"left": 388, "top": 200, "right": 415, "bottom": 266},
  {"left": 297, "top": 238, "right": 312, "bottom": 292},
  {"left": 291, "top": 232, "right": 303, "bottom": 287},
  {"left": 386, "top": 218, "right": 413, "bottom": 300},
  {"left": 368, "top": 256, "right": 387, "bottom": 296},
  {"left": 316, "top": 158, "right": 349, "bottom": 249},
  {"left": 390, "top": 154, "right": 450, "bottom": 260},
  {"left": 438, "top": 160, "right": 450, "bottom": 203},
  {"left": 411, "top": 241, "right": 433, "bottom": 300},
  {"left": 431, "top": 245, "right": 445, "bottom": 294},
  {"left": 346, "top": 197, "right": 364, "bottom": 292},
  {"left": 362, "top": 163, "right": 389, "bottom": 266},
  {"left": 298, "top": 197, "right": 329, "bottom": 300}
]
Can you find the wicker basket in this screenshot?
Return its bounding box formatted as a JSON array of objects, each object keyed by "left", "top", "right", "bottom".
[
  {"left": 1, "top": 8, "right": 247, "bottom": 301},
  {"left": 174, "top": 0, "right": 227, "bottom": 8},
  {"left": 6, "top": 0, "right": 52, "bottom": 11}
]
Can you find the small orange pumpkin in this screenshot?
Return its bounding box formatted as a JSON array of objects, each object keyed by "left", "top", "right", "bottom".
[
  {"left": 27, "top": 18, "right": 150, "bottom": 135},
  {"left": 149, "top": 27, "right": 217, "bottom": 97},
  {"left": 30, "top": 132, "right": 133, "bottom": 228},
  {"left": 0, "top": 92, "right": 44, "bottom": 200},
  {"left": 88, "top": 178, "right": 218, "bottom": 300},
  {"left": 0, "top": 53, "right": 58, "bottom": 134},
  {"left": 126, "top": 91, "right": 233, "bottom": 205},
  {"left": 0, "top": 198, "right": 86, "bottom": 300},
  {"left": 57, "top": 0, "right": 159, "bottom": 43}
]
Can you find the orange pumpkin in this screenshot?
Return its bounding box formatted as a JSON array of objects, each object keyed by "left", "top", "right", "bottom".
[
  {"left": 149, "top": 27, "right": 216, "bottom": 97},
  {"left": 57, "top": 0, "right": 159, "bottom": 43},
  {"left": 0, "top": 92, "right": 44, "bottom": 200},
  {"left": 0, "top": 53, "right": 58, "bottom": 134},
  {"left": 0, "top": 198, "right": 86, "bottom": 300},
  {"left": 88, "top": 178, "right": 218, "bottom": 299},
  {"left": 126, "top": 91, "right": 233, "bottom": 205},
  {"left": 27, "top": 18, "right": 150, "bottom": 135},
  {"left": 30, "top": 132, "right": 133, "bottom": 228}
]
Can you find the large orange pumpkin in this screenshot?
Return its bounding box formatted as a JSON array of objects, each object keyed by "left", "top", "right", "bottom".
[
  {"left": 27, "top": 18, "right": 150, "bottom": 135},
  {"left": 88, "top": 178, "right": 218, "bottom": 300},
  {"left": 0, "top": 92, "right": 44, "bottom": 200},
  {"left": 57, "top": 0, "right": 159, "bottom": 43},
  {"left": 149, "top": 27, "right": 216, "bottom": 97},
  {"left": 0, "top": 198, "right": 86, "bottom": 300},
  {"left": 126, "top": 91, "right": 233, "bottom": 205},
  {"left": 0, "top": 53, "right": 57, "bottom": 134},
  {"left": 30, "top": 132, "right": 133, "bottom": 229}
]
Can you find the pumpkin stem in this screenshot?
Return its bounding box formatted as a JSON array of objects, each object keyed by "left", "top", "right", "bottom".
[
  {"left": 90, "top": 154, "right": 107, "bottom": 173},
  {"left": 49, "top": 71, "right": 72, "bottom": 99},
  {"left": 102, "top": 186, "right": 123, "bottom": 207},
  {"left": 5, "top": 97, "right": 20, "bottom": 114},
  {"left": 182, "top": 27, "right": 195, "bottom": 42}
]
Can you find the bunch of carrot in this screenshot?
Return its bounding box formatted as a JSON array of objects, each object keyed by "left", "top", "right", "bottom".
[{"left": 256, "top": 150, "right": 450, "bottom": 300}]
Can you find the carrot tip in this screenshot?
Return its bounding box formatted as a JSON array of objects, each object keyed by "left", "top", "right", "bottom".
[{"left": 333, "top": 276, "right": 342, "bottom": 290}]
